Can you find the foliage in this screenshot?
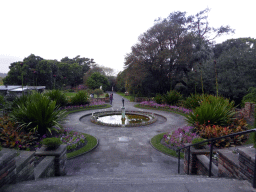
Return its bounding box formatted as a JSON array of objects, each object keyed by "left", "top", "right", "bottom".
[
  {"left": 242, "top": 87, "right": 256, "bottom": 107},
  {"left": 139, "top": 101, "right": 192, "bottom": 114},
  {"left": 70, "top": 90, "right": 89, "bottom": 105},
  {"left": 186, "top": 95, "right": 236, "bottom": 126},
  {"left": 93, "top": 89, "right": 104, "bottom": 98},
  {"left": 85, "top": 72, "right": 110, "bottom": 91},
  {"left": 197, "top": 118, "right": 248, "bottom": 148},
  {"left": 10, "top": 92, "right": 66, "bottom": 136},
  {"left": 183, "top": 94, "right": 202, "bottom": 109},
  {"left": 154, "top": 94, "right": 164, "bottom": 104},
  {"left": 163, "top": 126, "right": 199, "bottom": 148},
  {"left": 254, "top": 110, "right": 256, "bottom": 148},
  {"left": 191, "top": 137, "right": 206, "bottom": 149},
  {"left": 0, "top": 94, "right": 5, "bottom": 108},
  {"left": 163, "top": 90, "right": 182, "bottom": 105},
  {"left": 44, "top": 89, "right": 68, "bottom": 107},
  {"left": 42, "top": 137, "right": 62, "bottom": 149},
  {"left": 122, "top": 9, "right": 233, "bottom": 97},
  {"left": 105, "top": 93, "right": 109, "bottom": 98},
  {"left": 3, "top": 54, "right": 93, "bottom": 89},
  {"left": 0, "top": 116, "right": 38, "bottom": 149}
]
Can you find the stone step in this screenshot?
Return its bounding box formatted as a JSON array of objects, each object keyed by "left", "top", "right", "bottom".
[{"left": 2, "top": 174, "right": 255, "bottom": 192}]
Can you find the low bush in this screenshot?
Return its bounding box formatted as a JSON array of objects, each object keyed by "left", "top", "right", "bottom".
[
  {"left": 93, "top": 89, "right": 104, "bottom": 98},
  {"left": 0, "top": 116, "right": 38, "bottom": 149},
  {"left": 154, "top": 94, "right": 164, "bottom": 104},
  {"left": 10, "top": 92, "right": 66, "bottom": 136},
  {"left": 191, "top": 137, "right": 206, "bottom": 149},
  {"left": 196, "top": 118, "right": 248, "bottom": 148},
  {"left": 70, "top": 90, "right": 89, "bottom": 105},
  {"left": 186, "top": 95, "right": 236, "bottom": 126},
  {"left": 183, "top": 94, "right": 202, "bottom": 109},
  {"left": 42, "top": 137, "right": 62, "bottom": 149},
  {"left": 163, "top": 90, "right": 182, "bottom": 105},
  {"left": 0, "top": 94, "right": 5, "bottom": 108},
  {"left": 44, "top": 89, "right": 68, "bottom": 107},
  {"left": 241, "top": 87, "right": 256, "bottom": 107}
]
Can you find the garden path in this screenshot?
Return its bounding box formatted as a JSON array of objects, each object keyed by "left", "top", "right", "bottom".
[{"left": 63, "top": 92, "right": 187, "bottom": 176}]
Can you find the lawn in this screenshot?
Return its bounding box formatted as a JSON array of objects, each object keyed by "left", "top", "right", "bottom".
[{"left": 116, "top": 92, "right": 134, "bottom": 101}]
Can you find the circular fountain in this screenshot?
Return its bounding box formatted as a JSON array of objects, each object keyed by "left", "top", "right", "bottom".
[{"left": 90, "top": 111, "right": 157, "bottom": 127}]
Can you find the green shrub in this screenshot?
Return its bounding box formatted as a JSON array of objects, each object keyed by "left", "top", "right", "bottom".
[
  {"left": 71, "top": 90, "right": 89, "bottom": 105},
  {"left": 42, "top": 137, "right": 62, "bottom": 149},
  {"left": 254, "top": 109, "right": 256, "bottom": 148},
  {"left": 242, "top": 87, "right": 256, "bottom": 107},
  {"left": 186, "top": 95, "right": 236, "bottom": 126},
  {"left": 163, "top": 90, "right": 182, "bottom": 105},
  {"left": 183, "top": 94, "right": 202, "bottom": 109},
  {"left": 191, "top": 137, "right": 206, "bottom": 149},
  {"left": 10, "top": 92, "right": 66, "bottom": 136},
  {"left": 93, "top": 89, "right": 104, "bottom": 98},
  {"left": 0, "top": 94, "right": 5, "bottom": 109},
  {"left": 154, "top": 94, "right": 164, "bottom": 104},
  {"left": 105, "top": 93, "right": 109, "bottom": 98},
  {"left": 11, "top": 93, "right": 31, "bottom": 109},
  {"left": 44, "top": 89, "right": 68, "bottom": 107}
]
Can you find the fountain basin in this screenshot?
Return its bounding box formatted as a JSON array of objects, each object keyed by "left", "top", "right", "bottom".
[{"left": 90, "top": 111, "right": 157, "bottom": 127}]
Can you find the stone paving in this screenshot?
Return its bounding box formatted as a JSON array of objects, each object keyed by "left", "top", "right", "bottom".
[{"left": 64, "top": 92, "right": 187, "bottom": 176}]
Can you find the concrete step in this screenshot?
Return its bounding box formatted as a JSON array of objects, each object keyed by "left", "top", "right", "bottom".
[{"left": 2, "top": 174, "right": 255, "bottom": 192}]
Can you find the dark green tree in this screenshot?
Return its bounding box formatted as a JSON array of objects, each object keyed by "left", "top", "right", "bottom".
[{"left": 86, "top": 72, "right": 110, "bottom": 91}]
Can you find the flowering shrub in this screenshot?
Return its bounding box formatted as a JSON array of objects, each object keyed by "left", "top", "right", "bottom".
[
  {"left": 197, "top": 118, "right": 248, "bottom": 148},
  {"left": 163, "top": 126, "right": 199, "bottom": 148},
  {"left": 139, "top": 101, "right": 192, "bottom": 114},
  {"left": 58, "top": 129, "right": 86, "bottom": 152},
  {"left": 0, "top": 116, "right": 38, "bottom": 149}
]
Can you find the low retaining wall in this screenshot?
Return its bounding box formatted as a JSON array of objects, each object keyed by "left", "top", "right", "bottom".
[{"left": 0, "top": 144, "right": 67, "bottom": 189}]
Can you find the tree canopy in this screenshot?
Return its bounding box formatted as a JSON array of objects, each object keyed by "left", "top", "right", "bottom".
[
  {"left": 3, "top": 54, "right": 94, "bottom": 89},
  {"left": 121, "top": 8, "right": 234, "bottom": 97}
]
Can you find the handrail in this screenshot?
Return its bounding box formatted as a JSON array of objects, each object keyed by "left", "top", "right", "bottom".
[{"left": 176, "top": 128, "right": 256, "bottom": 188}]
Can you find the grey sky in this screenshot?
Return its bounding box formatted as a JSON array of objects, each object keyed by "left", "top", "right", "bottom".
[{"left": 1, "top": 0, "right": 255, "bottom": 74}]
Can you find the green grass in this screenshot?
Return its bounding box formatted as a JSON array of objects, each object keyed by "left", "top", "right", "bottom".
[
  {"left": 65, "top": 104, "right": 111, "bottom": 115},
  {"left": 65, "top": 92, "right": 77, "bottom": 97},
  {"left": 116, "top": 92, "right": 135, "bottom": 102},
  {"left": 67, "top": 133, "right": 98, "bottom": 159},
  {"left": 134, "top": 104, "right": 187, "bottom": 117},
  {"left": 151, "top": 132, "right": 184, "bottom": 158}
]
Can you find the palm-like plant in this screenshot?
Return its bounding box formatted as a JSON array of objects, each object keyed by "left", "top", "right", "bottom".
[
  {"left": 44, "top": 89, "right": 68, "bottom": 107},
  {"left": 10, "top": 92, "right": 66, "bottom": 136},
  {"left": 186, "top": 95, "right": 236, "bottom": 126}
]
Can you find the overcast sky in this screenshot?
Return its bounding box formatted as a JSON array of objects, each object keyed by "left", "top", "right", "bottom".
[{"left": 0, "top": 0, "right": 255, "bottom": 74}]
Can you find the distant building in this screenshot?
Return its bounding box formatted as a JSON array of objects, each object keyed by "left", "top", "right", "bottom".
[{"left": 0, "top": 85, "right": 46, "bottom": 100}]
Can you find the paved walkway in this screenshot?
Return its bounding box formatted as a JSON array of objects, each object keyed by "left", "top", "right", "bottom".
[
  {"left": 64, "top": 92, "right": 187, "bottom": 176},
  {"left": 2, "top": 92, "right": 256, "bottom": 191}
]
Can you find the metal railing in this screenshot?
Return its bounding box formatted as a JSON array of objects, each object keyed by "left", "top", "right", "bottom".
[{"left": 176, "top": 128, "right": 256, "bottom": 188}]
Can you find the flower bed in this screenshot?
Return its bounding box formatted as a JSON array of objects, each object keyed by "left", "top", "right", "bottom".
[
  {"left": 163, "top": 126, "right": 200, "bottom": 149},
  {"left": 139, "top": 101, "right": 192, "bottom": 114},
  {"left": 59, "top": 101, "right": 106, "bottom": 111}
]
